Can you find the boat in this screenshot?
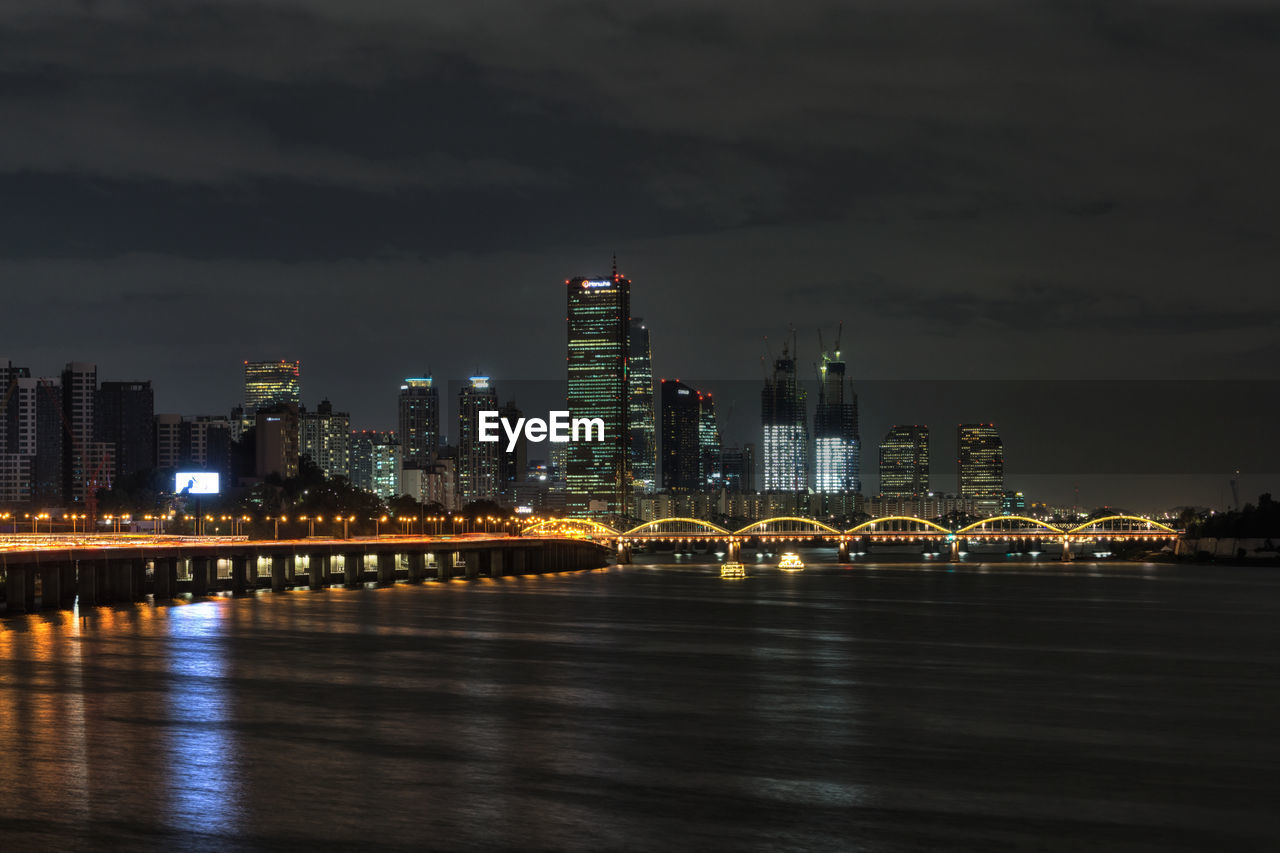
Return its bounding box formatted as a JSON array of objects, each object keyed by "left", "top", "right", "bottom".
[
  {"left": 778, "top": 553, "right": 805, "bottom": 571},
  {"left": 720, "top": 561, "right": 747, "bottom": 579}
]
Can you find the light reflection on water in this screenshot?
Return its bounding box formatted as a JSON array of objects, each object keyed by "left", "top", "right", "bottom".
[{"left": 0, "top": 561, "right": 1277, "bottom": 851}]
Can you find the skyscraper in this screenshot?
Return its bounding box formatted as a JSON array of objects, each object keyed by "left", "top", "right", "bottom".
[
  {"left": 300, "top": 399, "right": 351, "bottom": 479},
  {"left": 1, "top": 371, "right": 62, "bottom": 505},
  {"left": 958, "top": 423, "right": 1004, "bottom": 512},
  {"left": 95, "top": 380, "right": 155, "bottom": 482},
  {"left": 457, "top": 376, "right": 499, "bottom": 503},
  {"left": 761, "top": 342, "right": 807, "bottom": 492},
  {"left": 497, "top": 399, "right": 527, "bottom": 504},
  {"left": 814, "top": 346, "right": 859, "bottom": 494},
  {"left": 566, "top": 265, "right": 630, "bottom": 515},
  {"left": 351, "top": 430, "right": 401, "bottom": 498},
  {"left": 254, "top": 404, "right": 300, "bottom": 480},
  {"left": 61, "top": 361, "right": 102, "bottom": 504},
  {"left": 398, "top": 376, "right": 439, "bottom": 468},
  {"left": 879, "top": 425, "right": 929, "bottom": 496},
  {"left": 698, "top": 391, "right": 721, "bottom": 490},
  {"left": 660, "top": 379, "right": 700, "bottom": 493},
  {"left": 628, "top": 318, "right": 657, "bottom": 493},
  {"left": 243, "top": 360, "right": 300, "bottom": 413}
]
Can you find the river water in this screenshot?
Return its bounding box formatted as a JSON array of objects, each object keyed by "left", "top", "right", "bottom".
[{"left": 1, "top": 560, "right": 1277, "bottom": 851}]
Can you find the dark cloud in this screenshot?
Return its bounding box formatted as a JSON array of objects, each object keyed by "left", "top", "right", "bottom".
[{"left": 0, "top": 0, "right": 1277, "bottom": 507}]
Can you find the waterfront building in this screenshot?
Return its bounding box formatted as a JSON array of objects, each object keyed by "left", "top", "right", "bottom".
[
  {"left": 566, "top": 266, "right": 630, "bottom": 515},
  {"left": 398, "top": 376, "right": 439, "bottom": 468},
  {"left": 628, "top": 318, "right": 657, "bottom": 493},
  {"left": 660, "top": 379, "right": 701, "bottom": 493},
  {"left": 458, "top": 376, "right": 499, "bottom": 503},
  {"left": 958, "top": 424, "right": 1004, "bottom": 514},
  {"left": 698, "top": 392, "right": 721, "bottom": 490},
  {"left": 0, "top": 372, "right": 62, "bottom": 505},
  {"left": 254, "top": 404, "right": 300, "bottom": 480},
  {"left": 761, "top": 342, "right": 807, "bottom": 492},
  {"left": 94, "top": 380, "right": 154, "bottom": 482},
  {"left": 813, "top": 346, "right": 860, "bottom": 494},
  {"left": 351, "top": 430, "right": 402, "bottom": 498},
  {"left": 300, "top": 399, "right": 351, "bottom": 479},
  {"left": 879, "top": 425, "right": 929, "bottom": 496}
]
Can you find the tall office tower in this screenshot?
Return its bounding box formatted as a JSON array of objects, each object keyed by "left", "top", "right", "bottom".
[
  {"left": 761, "top": 343, "right": 808, "bottom": 492},
  {"left": 720, "top": 444, "right": 755, "bottom": 493},
  {"left": 155, "top": 414, "right": 186, "bottom": 470},
  {"left": 254, "top": 404, "right": 300, "bottom": 480},
  {"left": 566, "top": 266, "right": 630, "bottom": 515},
  {"left": 398, "top": 376, "right": 439, "bottom": 468},
  {"left": 958, "top": 423, "right": 1004, "bottom": 512},
  {"left": 94, "top": 380, "right": 155, "bottom": 482},
  {"left": 457, "top": 376, "right": 499, "bottom": 503},
  {"left": 879, "top": 425, "right": 929, "bottom": 496},
  {"left": 497, "top": 399, "right": 527, "bottom": 503},
  {"left": 814, "top": 346, "right": 860, "bottom": 494},
  {"left": 660, "top": 380, "right": 701, "bottom": 493},
  {"left": 61, "top": 361, "right": 99, "bottom": 503},
  {"left": 350, "top": 430, "right": 402, "bottom": 499},
  {"left": 243, "top": 360, "right": 300, "bottom": 413},
  {"left": 628, "top": 318, "right": 657, "bottom": 493},
  {"left": 191, "top": 415, "right": 233, "bottom": 479},
  {"left": 300, "top": 399, "right": 351, "bottom": 479},
  {"left": 698, "top": 391, "right": 722, "bottom": 490}
]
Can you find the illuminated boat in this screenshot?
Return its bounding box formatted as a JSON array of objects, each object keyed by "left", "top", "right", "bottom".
[
  {"left": 778, "top": 553, "right": 805, "bottom": 571},
  {"left": 720, "top": 561, "right": 747, "bottom": 579}
]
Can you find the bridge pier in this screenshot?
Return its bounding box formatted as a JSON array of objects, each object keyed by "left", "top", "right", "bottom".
[
  {"left": 438, "top": 553, "right": 453, "bottom": 581},
  {"left": 310, "top": 554, "right": 330, "bottom": 589},
  {"left": 154, "top": 557, "right": 178, "bottom": 599},
  {"left": 490, "top": 549, "right": 505, "bottom": 578},
  {"left": 949, "top": 539, "right": 960, "bottom": 561},
  {"left": 1062, "top": 537, "right": 1071, "bottom": 561},
  {"left": 230, "top": 555, "right": 250, "bottom": 593},
  {"left": 465, "top": 551, "right": 479, "bottom": 580},
  {"left": 406, "top": 551, "right": 425, "bottom": 583},
  {"left": 190, "top": 557, "right": 211, "bottom": 597},
  {"left": 39, "top": 564, "right": 62, "bottom": 609},
  {"left": 5, "top": 566, "right": 35, "bottom": 613},
  {"left": 377, "top": 551, "right": 396, "bottom": 586},
  {"left": 617, "top": 541, "right": 632, "bottom": 565},
  {"left": 270, "top": 554, "right": 291, "bottom": 592},
  {"left": 344, "top": 552, "right": 363, "bottom": 587},
  {"left": 837, "top": 540, "right": 850, "bottom": 563}
]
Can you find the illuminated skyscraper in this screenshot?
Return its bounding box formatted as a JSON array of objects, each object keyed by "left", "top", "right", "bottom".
[
  {"left": 458, "top": 376, "right": 499, "bottom": 503},
  {"left": 958, "top": 423, "right": 1004, "bottom": 512},
  {"left": 879, "top": 425, "right": 929, "bottom": 496},
  {"left": 566, "top": 265, "right": 630, "bottom": 515},
  {"left": 243, "top": 360, "right": 300, "bottom": 413},
  {"left": 698, "top": 391, "right": 721, "bottom": 490},
  {"left": 660, "top": 379, "right": 700, "bottom": 493},
  {"left": 398, "top": 376, "right": 439, "bottom": 468},
  {"left": 351, "top": 430, "right": 401, "bottom": 498},
  {"left": 300, "top": 399, "right": 351, "bottom": 479},
  {"left": 761, "top": 342, "right": 807, "bottom": 492},
  {"left": 628, "top": 318, "right": 657, "bottom": 493},
  {"left": 813, "top": 347, "right": 859, "bottom": 494}
]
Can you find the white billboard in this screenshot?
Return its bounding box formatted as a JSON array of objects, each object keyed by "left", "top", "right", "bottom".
[{"left": 175, "top": 472, "right": 220, "bottom": 495}]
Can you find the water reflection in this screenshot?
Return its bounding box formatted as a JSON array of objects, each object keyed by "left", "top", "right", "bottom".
[{"left": 163, "top": 600, "right": 242, "bottom": 836}]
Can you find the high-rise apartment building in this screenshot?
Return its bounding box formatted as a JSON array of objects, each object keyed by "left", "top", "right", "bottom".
[
  {"left": 95, "top": 380, "right": 155, "bottom": 482},
  {"left": 351, "top": 430, "right": 401, "bottom": 499},
  {"left": 761, "top": 343, "right": 807, "bottom": 492},
  {"left": 958, "top": 423, "right": 1004, "bottom": 512},
  {"left": 61, "top": 361, "right": 101, "bottom": 503},
  {"left": 814, "top": 347, "right": 859, "bottom": 494},
  {"left": 300, "top": 399, "right": 351, "bottom": 479},
  {"left": 497, "top": 399, "right": 527, "bottom": 504},
  {"left": 457, "top": 376, "right": 499, "bottom": 503},
  {"left": 628, "top": 318, "right": 657, "bottom": 493},
  {"left": 1, "top": 370, "right": 63, "bottom": 505},
  {"left": 566, "top": 267, "right": 630, "bottom": 515},
  {"left": 660, "top": 379, "right": 701, "bottom": 492},
  {"left": 398, "top": 377, "right": 439, "bottom": 468},
  {"left": 879, "top": 425, "right": 929, "bottom": 496}
]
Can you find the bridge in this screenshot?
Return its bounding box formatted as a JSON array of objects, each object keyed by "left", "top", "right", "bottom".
[
  {"left": 0, "top": 534, "right": 612, "bottom": 615},
  {"left": 522, "top": 514, "right": 1181, "bottom": 563}
]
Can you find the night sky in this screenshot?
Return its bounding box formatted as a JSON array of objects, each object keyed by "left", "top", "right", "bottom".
[{"left": 2, "top": 2, "right": 1277, "bottom": 509}]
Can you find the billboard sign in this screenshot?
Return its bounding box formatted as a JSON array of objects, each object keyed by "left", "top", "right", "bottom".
[{"left": 175, "top": 472, "right": 220, "bottom": 495}]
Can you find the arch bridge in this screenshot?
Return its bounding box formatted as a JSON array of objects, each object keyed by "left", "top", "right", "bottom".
[{"left": 526, "top": 514, "right": 1181, "bottom": 563}]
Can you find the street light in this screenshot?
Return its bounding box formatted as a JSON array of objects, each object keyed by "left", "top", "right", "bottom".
[{"left": 376, "top": 515, "right": 387, "bottom": 537}]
